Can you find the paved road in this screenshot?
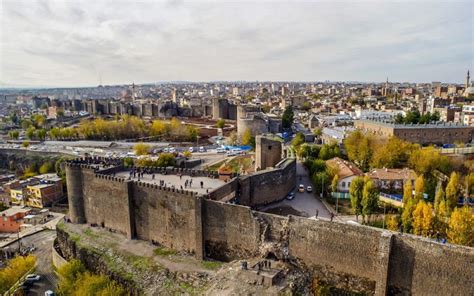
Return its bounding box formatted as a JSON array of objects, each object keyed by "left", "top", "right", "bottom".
[
  {"left": 5, "top": 230, "right": 57, "bottom": 296},
  {"left": 261, "top": 161, "right": 332, "bottom": 219}
]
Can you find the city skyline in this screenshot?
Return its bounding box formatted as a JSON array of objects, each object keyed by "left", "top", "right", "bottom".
[{"left": 1, "top": 0, "right": 473, "bottom": 87}]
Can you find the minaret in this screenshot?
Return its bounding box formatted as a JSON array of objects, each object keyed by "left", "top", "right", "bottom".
[{"left": 467, "top": 70, "right": 471, "bottom": 88}]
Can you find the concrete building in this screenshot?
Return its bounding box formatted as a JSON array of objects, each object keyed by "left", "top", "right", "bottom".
[
  {"left": 355, "top": 119, "right": 474, "bottom": 145},
  {"left": 255, "top": 135, "right": 283, "bottom": 170},
  {"left": 0, "top": 207, "right": 31, "bottom": 233},
  {"left": 366, "top": 168, "right": 417, "bottom": 191}
]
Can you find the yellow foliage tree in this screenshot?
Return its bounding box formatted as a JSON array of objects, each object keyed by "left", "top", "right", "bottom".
[
  {"left": 412, "top": 200, "right": 434, "bottom": 237},
  {"left": 403, "top": 181, "right": 413, "bottom": 204},
  {"left": 133, "top": 143, "right": 151, "bottom": 156},
  {"left": 150, "top": 120, "right": 169, "bottom": 136},
  {"left": 0, "top": 255, "right": 36, "bottom": 293},
  {"left": 414, "top": 175, "right": 425, "bottom": 201},
  {"left": 445, "top": 172, "right": 461, "bottom": 211},
  {"left": 447, "top": 206, "right": 474, "bottom": 247},
  {"left": 241, "top": 128, "right": 253, "bottom": 146},
  {"left": 386, "top": 215, "right": 399, "bottom": 231}
]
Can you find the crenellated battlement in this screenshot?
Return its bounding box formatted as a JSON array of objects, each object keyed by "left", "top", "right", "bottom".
[{"left": 133, "top": 179, "right": 198, "bottom": 196}]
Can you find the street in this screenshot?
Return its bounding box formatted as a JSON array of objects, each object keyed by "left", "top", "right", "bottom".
[
  {"left": 3, "top": 230, "right": 58, "bottom": 295},
  {"left": 261, "top": 161, "right": 332, "bottom": 219}
]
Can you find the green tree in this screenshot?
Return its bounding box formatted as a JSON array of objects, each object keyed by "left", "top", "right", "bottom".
[
  {"left": 331, "top": 174, "right": 339, "bottom": 193},
  {"left": 26, "top": 126, "right": 36, "bottom": 140},
  {"left": 349, "top": 177, "right": 365, "bottom": 221},
  {"left": 291, "top": 132, "right": 305, "bottom": 148},
  {"left": 282, "top": 105, "right": 294, "bottom": 129},
  {"left": 216, "top": 118, "right": 225, "bottom": 129},
  {"left": 362, "top": 178, "right": 379, "bottom": 222},
  {"left": 36, "top": 128, "right": 47, "bottom": 141},
  {"left": 8, "top": 130, "right": 19, "bottom": 140},
  {"left": 445, "top": 172, "right": 461, "bottom": 211},
  {"left": 22, "top": 141, "right": 30, "bottom": 148},
  {"left": 447, "top": 206, "right": 474, "bottom": 247}
]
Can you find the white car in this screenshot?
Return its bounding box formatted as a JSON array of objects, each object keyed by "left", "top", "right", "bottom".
[
  {"left": 216, "top": 148, "right": 225, "bottom": 153},
  {"left": 188, "top": 147, "right": 194, "bottom": 153},
  {"left": 169, "top": 147, "right": 176, "bottom": 153},
  {"left": 307, "top": 186, "right": 313, "bottom": 193},
  {"left": 25, "top": 274, "right": 41, "bottom": 282},
  {"left": 199, "top": 146, "right": 205, "bottom": 153},
  {"left": 163, "top": 147, "right": 169, "bottom": 153}
]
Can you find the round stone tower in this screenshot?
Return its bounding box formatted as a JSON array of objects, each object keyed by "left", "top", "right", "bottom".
[{"left": 65, "top": 164, "right": 86, "bottom": 223}]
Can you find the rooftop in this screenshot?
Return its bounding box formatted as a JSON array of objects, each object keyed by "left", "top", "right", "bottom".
[
  {"left": 366, "top": 168, "right": 417, "bottom": 181},
  {"left": 0, "top": 206, "right": 31, "bottom": 217},
  {"left": 356, "top": 119, "right": 474, "bottom": 129},
  {"left": 115, "top": 170, "right": 226, "bottom": 195},
  {"left": 326, "top": 157, "right": 363, "bottom": 179}
]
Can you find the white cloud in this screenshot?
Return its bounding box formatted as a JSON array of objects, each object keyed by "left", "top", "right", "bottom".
[{"left": 0, "top": 0, "right": 472, "bottom": 86}]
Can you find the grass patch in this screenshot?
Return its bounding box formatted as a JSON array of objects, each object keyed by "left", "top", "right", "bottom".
[
  {"left": 207, "top": 160, "right": 226, "bottom": 171},
  {"left": 201, "top": 260, "right": 222, "bottom": 270},
  {"left": 154, "top": 247, "right": 177, "bottom": 256},
  {"left": 70, "top": 234, "right": 81, "bottom": 243},
  {"left": 83, "top": 228, "right": 99, "bottom": 239}
]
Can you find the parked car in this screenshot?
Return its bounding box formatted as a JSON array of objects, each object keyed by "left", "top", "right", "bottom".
[
  {"left": 216, "top": 147, "right": 225, "bottom": 153},
  {"left": 188, "top": 147, "right": 194, "bottom": 153},
  {"left": 25, "top": 274, "right": 41, "bottom": 282},
  {"left": 45, "top": 290, "right": 55, "bottom": 296},
  {"left": 298, "top": 184, "right": 305, "bottom": 193},
  {"left": 199, "top": 146, "right": 205, "bottom": 153},
  {"left": 307, "top": 186, "right": 313, "bottom": 193},
  {"left": 169, "top": 147, "right": 176, "bottom": 153},
  {"left": 286, "top": 192, "right": 295, "bottom": 200}
]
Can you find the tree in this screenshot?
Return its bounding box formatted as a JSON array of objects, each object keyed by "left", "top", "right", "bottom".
[
  {"left": 133, "top": 143, "right": 150, "bottom": 156},
  {"left": 434, "top": 186, "right": 445, "bottom": 213},
  {"left": 465, "top": 173, "right": 474, "bottom": 201},
  {"left": 26, "top": 126, "right": 36, "bottom": 140},
  {"left": 445, "top": 172, "right": 461, "bottom": 211},
  {"left": 349, "top": 177, "right": 365, "bottom": 221},
  {"left": 227, "top": 131, "right": 238, "bottom": 145},
  {"left": 344, "top": 130, "right": 373, "bottom": 171},
  {"left": 362, "top": 178, "right": 379, "bottom": 222},
  {"left": 414, "top": 175, "right": 425, "bottom": 201},
  {"left": 150, "top": 120, "right": 169, "bottom": 136},
  {"left": 8, "top": 130, "right": 19, "bottom": 140},
  {"left": 22, "top": 141, "right": 30, "bottom": 148},
  {"left": 331, "top": 174, "right": 339, "bottom": 193},
  {"left": 403, "top": 181, "right": 413, "bottom": 204},
  {"left": 291, "top": 132, "right": 305, "bottom": 148},
  {"left": 412, "top": 200, "right": 434, "bottom": 237},
  {"left": 216, "top": 118, "right": 225, "bottom": 129},
  {"left": 241, "top": 128, "right": 253, "bottom": 146},
  {"left": 386, "top": 215, "right": 399, "bottom": 231},
  {"left": 370, "top": 136, "right": 415, "bottom": 169},
  {"left": 447, "top": 206, "right": 474, "bottom": 247},
  {"left": 282, "top": 105, "right": 294, "bottom": 129},
  {"left": 36, "top": 128, "right": 47, "bottom": 141},
  {"left": 183, "top": 151, "right": 192, "bottom": 158},
  {"left": 39, "top": 162, "right": 54, "bottom": 174},
  {"left": 0, "top": 255, "right": 36, "bottom": 294},
  {"left": 408, "top": 147, "right": 451, "bottom": 176},
  {"left": 401, "top": 199, "right": 415, "bottom": 233}
]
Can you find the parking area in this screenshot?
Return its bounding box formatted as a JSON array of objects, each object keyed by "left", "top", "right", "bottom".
[{"left": 260, "top": 161, "right": 331, "bottom": 218}]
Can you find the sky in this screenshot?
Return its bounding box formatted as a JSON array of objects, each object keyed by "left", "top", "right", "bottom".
[{"left": 0, "top": 0, "right": 473, "bottom": 87}]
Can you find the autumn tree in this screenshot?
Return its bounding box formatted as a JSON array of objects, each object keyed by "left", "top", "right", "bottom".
[
  {"left": 447, "top": 206, "right": 474, "bottom": 247},
  {"left": 412, "top": 200, "right": 434, "bottom": 237},
  {"left": 401, "top": 199, "right": 415, "bottom": 233},
  {"left": 445, "top": 172, "right": 461, "bottom": 211},
  {"left": 370, "top": 136, "right": 414, "bottom": 169},
  {"left": 403, "top": 181, "right": 413, "bottom": 203},
  {"left": 386, "top": 215, "right": 399, "bottom": 231},
  {"left": 241, "top": 128, "right": 254, "bottom": 146},
  {"left": 349, "top": 176, "right": 365, "bottom": 221},
  {"left": 39, "top": 162, "right": 54, "bottom": 174},
  {"left": 150, "top": 120, "right": 170, "bottom": 136},
  {"left": 344, "top": 130, "right": 373, "bottom": 171},
  {"left": 133, "top": 143, "right": 151, "bottom": 156},
  {"left": 414, "top": 175, "right": 425, "bottom": 201}
]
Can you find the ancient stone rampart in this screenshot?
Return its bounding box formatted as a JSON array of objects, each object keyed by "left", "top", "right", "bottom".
[{"left": 63, "top": 158, "right": 474, "bottom": 295}]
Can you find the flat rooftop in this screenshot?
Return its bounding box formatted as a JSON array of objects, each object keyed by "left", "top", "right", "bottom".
[{"left": 115, "top": 170, "right": 226, "bottom": 195}]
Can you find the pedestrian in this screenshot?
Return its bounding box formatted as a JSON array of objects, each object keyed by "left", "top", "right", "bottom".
[
  {"left": 268, "top": 261, "right": 271, "bottom": 269},
  {"left": 180, "top": 174, "right": 182, "bottom": 180},
  {"left": 316, "top": 209, "right": 319, "bottom": 218},
  {"left": 152, "top": 174, "right": 155, "bottom": 180},
  {"left": 200, "top": 181, "right": 204, "bottom": 188},
  {"left": 330, "top": 212, "right": 334, "bottom": 221},
  {"left": 180, "top": 185, "right": 183, "bottom": 190},
  {"left": 436, "top": 231, "right": 440, "bottom": 242}
]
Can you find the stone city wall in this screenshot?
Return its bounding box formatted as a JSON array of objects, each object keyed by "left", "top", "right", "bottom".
[{"left": 64, "top": 159, "right": 474, "bottom": 295}]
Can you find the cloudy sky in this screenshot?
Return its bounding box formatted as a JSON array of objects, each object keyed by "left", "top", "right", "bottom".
[{"left": 0, "top": 0, "right": 472, "bottom": 87}]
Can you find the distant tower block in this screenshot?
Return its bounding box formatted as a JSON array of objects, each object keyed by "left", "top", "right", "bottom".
[{"left": 255, "top": 135, "right": 283, "bottom": 170}]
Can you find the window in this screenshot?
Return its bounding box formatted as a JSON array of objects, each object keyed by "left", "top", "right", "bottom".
[
  {"left": 268, "top": 146, "right": 272, "bottom": 150},
  {"left": 341, "top": 182, "right": 346, "bottom": 188}
]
